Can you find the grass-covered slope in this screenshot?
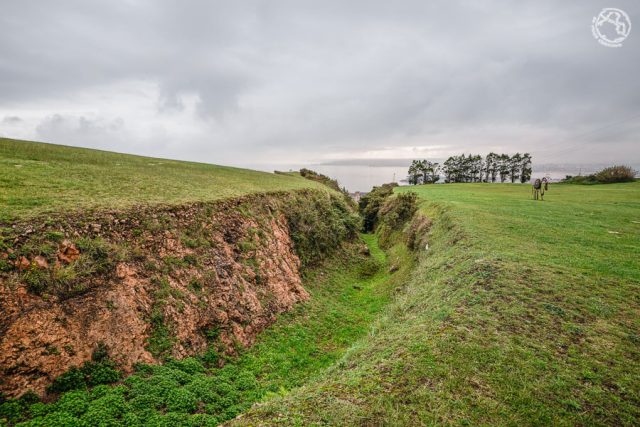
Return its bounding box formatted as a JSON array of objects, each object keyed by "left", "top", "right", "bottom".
[
  {"left": 237, "top": 182, "right": 640, "bottom": 425},
  {"left": 0, "top": 138, "right": 324, "bottom": 222}
]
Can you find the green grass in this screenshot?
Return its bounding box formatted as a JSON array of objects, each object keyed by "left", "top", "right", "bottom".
[
  {"left": 405, "top": 182, "right": 640, "bottom": 281},
  {"left": 0, "top": 138, "right": 325, "bottom": 222},
  {"left": 0, "top": 235, "right": 414, "bottom": 426},
  {"left": 236, "top": 182, "right": 640, "bottom": 425}
]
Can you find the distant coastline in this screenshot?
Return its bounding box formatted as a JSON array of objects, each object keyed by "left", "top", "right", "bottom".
[{"left": 245, "top": 161, "right": 640, "bottom": 193}]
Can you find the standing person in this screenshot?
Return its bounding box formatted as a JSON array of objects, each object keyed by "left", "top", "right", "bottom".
[{"left": 532, "top": 178, "right": 542, "bottom": 200}]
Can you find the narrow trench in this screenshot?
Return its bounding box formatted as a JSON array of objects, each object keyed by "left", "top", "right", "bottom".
[
  {"left": 0, "top": 233, "right": 403, "bottom": 426},
  {"left": 203, "top": 232, "right": 395, "bottom": 422}
]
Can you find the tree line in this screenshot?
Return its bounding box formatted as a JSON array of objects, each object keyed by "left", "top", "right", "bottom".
[{"left": 407, "top": 153, "right": 532, "bottom": 184}]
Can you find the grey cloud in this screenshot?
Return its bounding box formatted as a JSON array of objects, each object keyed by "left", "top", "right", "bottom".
[
  {"left": 0, "top": 0, "right": 638, "bottom": 165},
  {"left": 35, "top": 114, "right": 127, "bottom": 149},
  {"left": 159, "top": 70, "right": 249, "bottom": 118},
  {"left": 2, "top": 116, "right": 22, "bottom": 124}
]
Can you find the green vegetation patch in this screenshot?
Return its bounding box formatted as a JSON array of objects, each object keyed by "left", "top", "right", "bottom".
[
  {"left": 48, "top": 344, "right": 121, "bottom": 394},
  {"left": 282, "top": 191, "right": 360, "bottom": 268},
  {"left": 358, "top": 182, "right": 398, "bottom": 232},
  {"left": 16, "top": 237, "right": 123, "bottom": 299}
]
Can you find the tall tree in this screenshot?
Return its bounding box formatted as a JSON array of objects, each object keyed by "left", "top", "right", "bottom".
[
  {"left": 417, "top": 160, "right": 428, "bottom": 184},
  {"left": 509, "top": 153, "right": 522, "bottom": 183},
  {"left": 519, "top": 153, "right": 532, "bottom": 183},
  {"left": 471, "top": 155, "right": 483, "bottom": 182},
  {"left": 485, "top": 152, "right": 498, "bottom": 182},
  {"left": 498, "top": 154, "right": 510, "bottom": 183},
  {"left": 460, "top": 154, "right": 471, "bottom": 182},
  {"left": 407, "top": 160, "right": 421, "bottom": 185},
  {"left": 442, "top": 157, "right": 456, "bottom": 183},
  {"left": 421, "top": 160, "right": 440, "bottom": 184}
]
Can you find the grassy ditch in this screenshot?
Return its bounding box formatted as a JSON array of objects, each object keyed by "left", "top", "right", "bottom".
[
  {"left": 0, "top": 234, "right": 412, "bottom": 426},
  {"left": 234, "top": 182, "right": 640, "bottom": 425}
]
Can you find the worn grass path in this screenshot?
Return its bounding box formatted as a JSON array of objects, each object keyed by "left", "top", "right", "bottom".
[{"left": 235, "top": 182, "right": 640, "bottom": 426}]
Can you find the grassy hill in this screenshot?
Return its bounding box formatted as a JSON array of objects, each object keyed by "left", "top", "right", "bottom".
[
  {"left": 237, "top": 182, "right": 640, "bottom": 425},
  {"left": 0, "top": 138, "right": 324, "bottom": 223}
]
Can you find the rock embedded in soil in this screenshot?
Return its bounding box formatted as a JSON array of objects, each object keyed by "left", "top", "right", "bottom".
[
  {"left": 33, "top": 256, "right": 48, "bottom": 270},
  {"left": 57, "top": 240, "right": 80, "bottom": 264}
]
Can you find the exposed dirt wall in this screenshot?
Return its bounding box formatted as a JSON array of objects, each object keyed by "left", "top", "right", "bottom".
[{"left": 0, "top": 190, "right": 356, "bottom": 398}]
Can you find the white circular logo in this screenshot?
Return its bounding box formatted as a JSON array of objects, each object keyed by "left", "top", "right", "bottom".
[{"left": 592, "top": 8, "right": 632, "bottom": 47}]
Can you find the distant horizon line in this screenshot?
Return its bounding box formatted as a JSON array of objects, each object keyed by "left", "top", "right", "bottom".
[{"left": 317, "top": 159, "right": 640, "bottom": 168}]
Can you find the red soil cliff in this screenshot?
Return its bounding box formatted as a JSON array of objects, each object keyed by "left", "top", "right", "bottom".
[{"left": 0, "top": 193, "right": 332, "bottom": 397}]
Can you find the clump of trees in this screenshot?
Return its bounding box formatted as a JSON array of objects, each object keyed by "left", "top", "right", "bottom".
[
  {"left": 562, "top": 165, "right": 637, "bottom": 185},
  {"left": 407, "top": 153, "right": 532, "bottom": 184},
  {"left": 408, "top": 160, "right": 440, "bottom": 184}
]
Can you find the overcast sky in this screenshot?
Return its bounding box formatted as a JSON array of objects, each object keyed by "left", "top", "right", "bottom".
[{"left": 0, "top": 1, "right": 638, "bottom": 167}]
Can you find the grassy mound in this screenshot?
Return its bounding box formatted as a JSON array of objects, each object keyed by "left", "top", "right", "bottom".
[
  {"left": 235, "top": 182, "right": 640, "bottom": 425},
  {"left": 0, "top": 138, "right": 325, "bottom": 222}
]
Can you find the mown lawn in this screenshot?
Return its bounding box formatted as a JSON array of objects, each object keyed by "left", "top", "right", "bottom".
[
  {"left": 236, "top": 182, "right": 640, "bottom": 425},
  {"left": 0, "top": 138, "right": 324, "bottom": 223}
]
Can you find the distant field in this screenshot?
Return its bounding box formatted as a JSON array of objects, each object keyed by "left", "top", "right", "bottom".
[
  {"left": 0, "top": 138, "right": 324, "bottom": 222},
  {"left": 404, "top": 182, "right": 640, "bottom": 281},
  {"left": 240, "top": 181, "right": 640, "bottom": 425}
]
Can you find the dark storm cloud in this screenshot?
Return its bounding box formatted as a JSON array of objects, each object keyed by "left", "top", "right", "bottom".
[{"left": 0, "top": 0, "right": 638, "bottom": 164}]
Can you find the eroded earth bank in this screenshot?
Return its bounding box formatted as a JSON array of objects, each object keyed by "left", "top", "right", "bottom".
[{"left": 0, "top": 190, "right": 358, "bottom": 398}]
